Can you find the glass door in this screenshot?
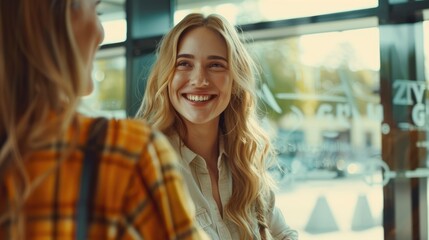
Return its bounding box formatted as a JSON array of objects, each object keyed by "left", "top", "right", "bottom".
[
  {"left": 378, "top": 15, "right": 429, "bottom": 240},
  {"left": 247, "top": 25, "right": 384, "bottom": 240}
]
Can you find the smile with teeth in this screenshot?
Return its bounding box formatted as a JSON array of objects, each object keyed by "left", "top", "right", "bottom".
[{"left": 185, "top": 94, "right": 213, "bottom": 102}]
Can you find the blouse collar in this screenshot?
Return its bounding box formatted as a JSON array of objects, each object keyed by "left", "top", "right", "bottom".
[{"left": 168, "top": 132, "right": 227, "bottom": 168}]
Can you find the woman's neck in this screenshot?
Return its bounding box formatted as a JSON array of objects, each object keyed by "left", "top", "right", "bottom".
[{"left": 183, "top": 120, "right": 220, "bottom": 165}]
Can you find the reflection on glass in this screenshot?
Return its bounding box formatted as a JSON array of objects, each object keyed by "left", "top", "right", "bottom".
[
  {"left": 99, "top": 0, "right": 126, "bottom": 45},
  {"left": 247, "top": 28, "right": 383, "bottom": 239},
  {"left": 175, "top": 0, "right": 378, "bottom": 25},
  {"left": 101, "top": 19, "right": 127, "bottom": 45},
  {"left": 424, "top": 21, "right": 429, "bottom": 85},
  {"left": 79, "top": 54, "right": 126, "bottom": 118}
]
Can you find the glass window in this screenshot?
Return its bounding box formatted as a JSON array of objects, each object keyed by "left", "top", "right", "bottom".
[
  {"left": 389, "top": 0, "right": 407, "bottom": 3},
  {"left": 80, "top": 0, "right": 126, "bottom": 117},
  {"left": 99, "top": 0, "right": 126, "bottom": 45},
  {"left": 175, "top": 0, "right": 378, "bottom": 25},
  {"left": 423, "top": 11, "right": 429, "bottom": 98},
  {"left": 101, "top": 19, "right": 127, "bottom": 45},
  {"left": 247, "top": 27, "right": 383, "bottom": 239},
  {"left": 79, "top": 48, "right": 127, "bottom": 118}
]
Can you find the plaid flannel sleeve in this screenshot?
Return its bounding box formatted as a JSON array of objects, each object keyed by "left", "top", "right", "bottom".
[{"left": 121, "top": 130, "right": 208, "bottom": 240}]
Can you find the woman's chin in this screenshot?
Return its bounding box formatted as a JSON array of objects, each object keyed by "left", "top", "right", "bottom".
[{"left": 81, "top": 78, "right": 94, "bottom": 96}]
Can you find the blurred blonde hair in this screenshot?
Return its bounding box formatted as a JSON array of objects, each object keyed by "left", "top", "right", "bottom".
[
  {"left": 136, "top": 13, "right": 275, "bottom": 239},
  {"left": 0, "top": 0, "right": 86, "bottom": 238}
]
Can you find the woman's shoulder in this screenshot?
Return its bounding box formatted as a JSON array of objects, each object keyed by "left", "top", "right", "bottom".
[
  {"left": 77, "top": 115, "right": 181, "bottom": 173},
  {"left": 79, "top": 115, "right": 155, "bottom": 155}
]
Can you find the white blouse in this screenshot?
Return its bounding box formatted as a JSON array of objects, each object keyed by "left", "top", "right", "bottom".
[{"left": 168, "top": 134, "right": 298, "bottom": 240}]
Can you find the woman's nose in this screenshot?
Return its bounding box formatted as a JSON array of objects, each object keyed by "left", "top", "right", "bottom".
[{"left": 190, "top": 67, "right": 209, "bottom": 87}]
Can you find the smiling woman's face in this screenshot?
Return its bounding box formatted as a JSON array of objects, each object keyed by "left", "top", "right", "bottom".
[
  {"left": 169, "top": 27, "right": 232, "bottom": 127},
  {"left": 70, "top": 0, "right": 104, "bottom": 95}
]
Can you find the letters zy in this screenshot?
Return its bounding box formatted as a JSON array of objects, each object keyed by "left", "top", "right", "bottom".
[{"left": 393, "top": 79, "right": 427, "bottom": 127}]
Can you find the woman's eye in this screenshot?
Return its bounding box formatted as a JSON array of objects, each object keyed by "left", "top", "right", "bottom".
[
  {"left": 210, "top": 62, "right": 225, "bottom": 68},
  {"left": 177, "top": 61, "right": 191, "bottom": 67}
]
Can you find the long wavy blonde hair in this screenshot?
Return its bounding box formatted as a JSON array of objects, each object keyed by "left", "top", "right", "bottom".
[
  {"left": 0, "top": 0, "right": 85, "bottom": 238},
  {"left": 136, "top": 13, "right": 275, "bottom": 239}
]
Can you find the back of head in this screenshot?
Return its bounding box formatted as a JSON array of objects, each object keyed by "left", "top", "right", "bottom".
[
  {"left": 0, "top": 0, "right": 82, "bottom": 142},
  {"left": 0, "top": 0, "right": 86, "bottom": 236},
  {"left": 0, "top": 0, "right": 85, "bottom": 157}
]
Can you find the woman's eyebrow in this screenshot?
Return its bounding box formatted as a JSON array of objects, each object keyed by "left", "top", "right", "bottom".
[
  {"left": 177, "top": 53, "right": 194, "bottom": 59},
  {"left": 208, "top": 55, "right": 227, "bottom": 62},
  {"left": 177, "top": 54, "right": 227, "bottom": 62}
]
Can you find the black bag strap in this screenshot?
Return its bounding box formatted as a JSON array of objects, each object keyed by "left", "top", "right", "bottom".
[{"left": 76, "top": 117, "right": 108, "bottom": 240}]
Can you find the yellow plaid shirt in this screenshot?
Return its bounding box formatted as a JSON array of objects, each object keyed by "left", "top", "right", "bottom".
[{"left": 1, "top": 115, "right": 207, "bottom": 240}]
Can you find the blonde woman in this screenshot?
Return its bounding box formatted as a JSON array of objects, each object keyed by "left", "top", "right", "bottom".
[
  {"left": 0, "top": 1, "right": 207, "bottom": 239},
  {"left": 137, "top": 13, "right": 298, "bottom": 240}
]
